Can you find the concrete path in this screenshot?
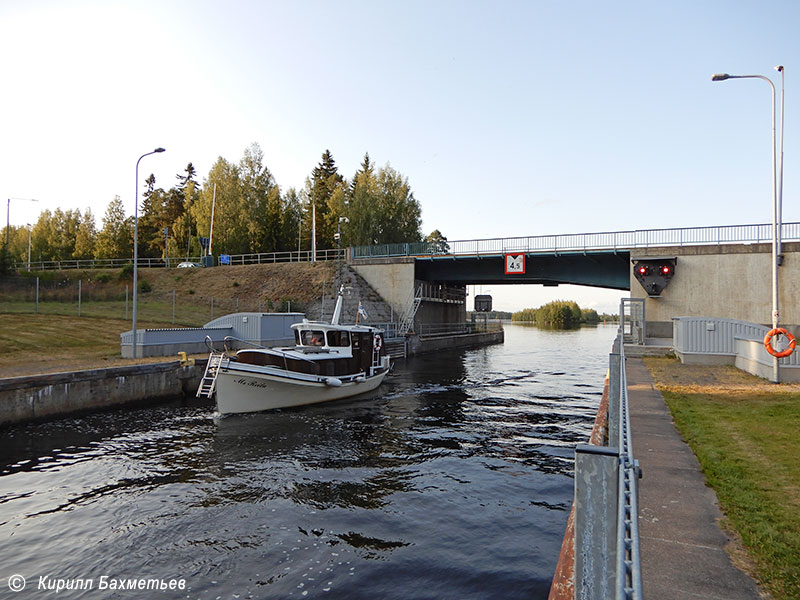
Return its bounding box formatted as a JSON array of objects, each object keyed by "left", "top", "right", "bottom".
[{"left": 625, "top": 357, "right": 765, "bottom": 600}]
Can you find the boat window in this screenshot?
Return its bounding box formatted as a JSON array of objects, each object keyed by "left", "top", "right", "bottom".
[
  {"left": 327, "top": 330, "right": 350, "bottom": 347},
  {"left": 300, "top": 330, "right": 326, "bottom": 346},
  {"left": 294, "top": 330, "right": 301, "bottom": 345}
]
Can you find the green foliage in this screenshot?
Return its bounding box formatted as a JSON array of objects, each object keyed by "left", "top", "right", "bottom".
[
  {"left": 118, "top": 264, "right": 134, "bottom": 280},
  {"left": 138, "top": 280, "right": 152, "bottom": 293},
  {"left": 512, "top": 300, "right": 589, "bottom": 328},
  {"left": 94, "top": 273, "right": 112, "bottom": 284},
  {"left": 17, "top": 144, "right": 431, "bottom": 267},
  {"left": 232, "top": 281, "right": 240, "bottom": 287}
]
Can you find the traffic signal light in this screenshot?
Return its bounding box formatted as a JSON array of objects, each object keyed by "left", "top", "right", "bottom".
[{"left": 632, "top": 258, "right": 677, "bottom": 296}]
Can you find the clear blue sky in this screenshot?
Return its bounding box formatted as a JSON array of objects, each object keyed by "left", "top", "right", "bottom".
[{"left": 1, "top": 0, "right": 797, "bottom": 312}]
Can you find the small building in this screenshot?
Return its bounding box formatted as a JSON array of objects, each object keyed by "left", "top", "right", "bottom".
[{"left": 121, "top": 313, "right": 305, "bottom": 358}]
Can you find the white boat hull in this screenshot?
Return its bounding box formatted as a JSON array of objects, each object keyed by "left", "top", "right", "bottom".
[{"left": 215, "top": 361, "right": 389, "bottom": 414}]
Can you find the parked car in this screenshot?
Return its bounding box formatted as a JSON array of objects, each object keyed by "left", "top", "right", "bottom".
[{"left": 177, "top": 262, "right": 201, "bottom": 268}]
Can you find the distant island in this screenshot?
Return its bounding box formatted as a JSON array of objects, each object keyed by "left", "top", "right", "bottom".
[{"left": 511, "top": 300, "right": 617, "bottom": 329}]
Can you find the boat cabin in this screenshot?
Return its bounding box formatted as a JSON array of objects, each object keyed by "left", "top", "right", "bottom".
[{"left": 234, "top": 320, "right": 385, "bottom": 377}]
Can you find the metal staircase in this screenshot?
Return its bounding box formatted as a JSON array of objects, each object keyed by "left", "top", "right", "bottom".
[
  {"left": 397, "top": 285, "right": 422, "bottom": 336},
  {"left": 196, "top": 351, "right": 225, "bottom": 398}
]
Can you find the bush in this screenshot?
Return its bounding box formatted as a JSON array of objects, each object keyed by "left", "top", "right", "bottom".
[
  {"left": 139, "top": 280, "right": 152, "bottom": 293},
  {"left": 94, "top": 273, "right": 112, "bottom": 284},
  {"left": 118, "top": 264, "right": 134, "bottom": 280}
]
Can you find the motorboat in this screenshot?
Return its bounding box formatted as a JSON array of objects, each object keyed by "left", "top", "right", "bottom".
[{"left": 198, "top": 288, "right": 391, "bottom": 414}]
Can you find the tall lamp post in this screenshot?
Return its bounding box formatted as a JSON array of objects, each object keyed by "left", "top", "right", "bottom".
[
  {"left": 132, "top": 147, "right": 166, "bottom": 358},
  {"left": 712, "top": 68, "right": 785, "bottom": 382}
]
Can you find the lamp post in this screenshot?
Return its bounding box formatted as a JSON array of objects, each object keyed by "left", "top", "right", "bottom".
[
  {"left": 132, "top": 147, "right": 165, "bottom": 358},
  {"left": 712, "top": 69, "right": 784, "bottom": 382}
]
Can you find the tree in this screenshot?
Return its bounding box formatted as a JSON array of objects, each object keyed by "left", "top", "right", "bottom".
[
  {"left": 192, "top": 157, "right": 248, "bottom": 255},
  {"left": 239, "top": 142, "right": 277, "bottom": 253},
  {"left": 73, "top": 208, "right": 97, "bottom": 259},
  {"left": 306, "top": 150, "right": 344, "bottom": 251},
  {"left": 426, "top": 229, "right": 450, "bottom": 253},
  {"left": 95, "top": 196, "right": 132, "bottom": 259}
]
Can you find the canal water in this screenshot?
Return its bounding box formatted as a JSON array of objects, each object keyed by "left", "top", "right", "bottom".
[{"left": 0, "top": 323, "right": 617, "bottom": 599}]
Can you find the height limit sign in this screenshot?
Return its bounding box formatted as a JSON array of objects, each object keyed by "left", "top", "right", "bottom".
[{"left": 504, "top": 253, "right": 525, "bottom": 274}]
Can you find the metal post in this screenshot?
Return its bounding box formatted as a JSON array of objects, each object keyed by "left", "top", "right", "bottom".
[
  {"left": 712, "top": 72, "right": 780, "bottom": 382},
  {"left": 35, "top": 277, "right": 39, "bottom": 313},
  {"left": 125, "top": 285, "right": 129, "bottom": 319},
  {"left": 133, "top": 148, "right": 166, "bottom": 359},
  {"left": 78, "top": 280, "right": 81, "bottom": 317},
  {"left": 172, "top": 290, "right": 176, "bottom": 324}
]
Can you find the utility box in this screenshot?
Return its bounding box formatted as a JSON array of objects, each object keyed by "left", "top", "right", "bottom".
[{"left": 202, "top": 255, "right": 215, "bottom": 267}]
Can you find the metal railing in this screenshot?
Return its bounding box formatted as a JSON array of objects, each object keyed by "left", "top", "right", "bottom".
[
  {"left": 573, "top": 328, "right": 642, "bottom": 599},
  {"left": 614, "top": 338, "right": 643, "bottom": 599},
  {"left": 14, "top": 249, "right": 343, "bottom": 272},
  {"left": 353, "top": 222, "right": 800, "bottom": 259}
]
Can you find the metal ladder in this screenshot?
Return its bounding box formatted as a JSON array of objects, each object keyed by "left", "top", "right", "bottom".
[
  {"left": 196, "top": 351, "right": 225, "bottom": 398},
  {"left": 398, "top": 285, "right": 422, "bottom": 336}
]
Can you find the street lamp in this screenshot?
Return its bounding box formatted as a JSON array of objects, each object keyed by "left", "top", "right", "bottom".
[
  {"left": 132, "top": 147, "right": 165, "bottom": 359},
  {"left": 712, "top": 69, "right": 784, "bottom": 382}
]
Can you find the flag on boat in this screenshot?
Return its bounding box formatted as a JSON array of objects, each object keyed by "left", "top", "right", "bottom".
[{"left": 358, "top": 301, "right": 368, "bottom": 320}]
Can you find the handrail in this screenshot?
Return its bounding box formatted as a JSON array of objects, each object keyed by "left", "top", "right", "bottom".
[
  {"left": 352, "top": 221, "right": 800, "bottom": 259},
  {"left": 615, "top": 338, "right": 643, "bottom": 599}
]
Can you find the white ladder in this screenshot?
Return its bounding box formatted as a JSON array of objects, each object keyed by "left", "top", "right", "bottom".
[
  {"left": 398, "top": 285, "right": 422, "bottom": 336},
  {"left": 196, "top": 351, "right": 225, "bottom": 398}
]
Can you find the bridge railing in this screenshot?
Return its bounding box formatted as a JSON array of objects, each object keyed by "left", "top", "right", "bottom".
[{"left": 353, "top": 222, "right": 800, "bottom": 259}]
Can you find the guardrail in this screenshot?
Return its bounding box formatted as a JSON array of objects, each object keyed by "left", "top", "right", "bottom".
[
  {"left": 573, "top": 328, "right": 642, "bottom": 599},
  {"left": 353, "top": 222, "right": 800, "bottom": 259},
  {"left": 14, "top": 249, "right": 343, "bottom": 272}
]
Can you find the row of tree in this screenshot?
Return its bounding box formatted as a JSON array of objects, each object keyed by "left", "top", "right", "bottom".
[
  {"left": 2, "top": 145, "right": 433, "bottom": 266},
  {"left": 512, "top": 300, "right": 601, "bottom": 328}
]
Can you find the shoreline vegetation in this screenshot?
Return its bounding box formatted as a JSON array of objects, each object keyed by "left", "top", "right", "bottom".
[
  {"left": 644, "top": 357, "right": 800, "bottom": 599},
  {"left": 511, "top": 300, "right": 617, "bottom": 329}
]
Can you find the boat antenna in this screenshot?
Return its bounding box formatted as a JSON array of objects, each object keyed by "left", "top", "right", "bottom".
[{"left": 331, "top": 284, "right": 344, "bottom": 325}]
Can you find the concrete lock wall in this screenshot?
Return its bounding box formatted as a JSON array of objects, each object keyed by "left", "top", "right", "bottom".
[
  {"left": 0, "top": 361, "right": 207, "bottom": 426},
  {"left": 631, "top": 243, "right": 800, "bottom": 338},
  {"left": 351, "top": 259, "right": 416, "bottom": 314}
]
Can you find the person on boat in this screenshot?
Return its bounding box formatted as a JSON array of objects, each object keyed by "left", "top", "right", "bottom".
[{"left": 311, "top": 332, "right": 324, "bottom": 346}]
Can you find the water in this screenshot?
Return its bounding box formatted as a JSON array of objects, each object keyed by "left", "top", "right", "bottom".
[{"left": 0, "top": 323, "right": 617, "bottom": 599}]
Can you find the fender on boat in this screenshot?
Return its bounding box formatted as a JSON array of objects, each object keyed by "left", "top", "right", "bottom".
[{"left": 325, "top": 377, "right": 343, "bottom": 387}]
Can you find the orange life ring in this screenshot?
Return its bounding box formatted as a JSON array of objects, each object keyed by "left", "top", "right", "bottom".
[
  {"left": 373, "top": 333, "right": 382, "bottom": 352},
  {"left": 763, "top": 328, "right": 796, "bottom": 358}
]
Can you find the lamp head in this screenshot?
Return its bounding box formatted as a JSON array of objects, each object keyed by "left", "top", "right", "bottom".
[
  {"left": 155, "top": 147, "right": 166, "bottom": 153},
  {"left": 775, "top": 65, "right": 784, "bottom": 73},
  {"left": 711, "top": 73, "right": 731, "bottom": 81}
]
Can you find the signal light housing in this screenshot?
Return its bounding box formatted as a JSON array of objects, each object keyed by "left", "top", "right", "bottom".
[{"left": 632, "top": 257, "right": 677, "bottom": 296}]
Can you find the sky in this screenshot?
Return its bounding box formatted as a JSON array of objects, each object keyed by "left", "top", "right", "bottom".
[{"left": 1, "top": 0, "right": 798, "bottom": 313}]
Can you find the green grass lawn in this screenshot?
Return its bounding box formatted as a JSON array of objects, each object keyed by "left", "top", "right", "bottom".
[{"left": 646, "top": 357, "right": 800, "bottom": 599}]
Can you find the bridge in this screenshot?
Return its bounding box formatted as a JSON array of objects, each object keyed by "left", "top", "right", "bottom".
[{"left": 348, "top": 222, "right": 800, "bottom": 339}]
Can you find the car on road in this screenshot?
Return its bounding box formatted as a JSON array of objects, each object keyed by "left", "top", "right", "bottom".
[{"left": 177, "top": 262, "right": 201, "bottom": 268}]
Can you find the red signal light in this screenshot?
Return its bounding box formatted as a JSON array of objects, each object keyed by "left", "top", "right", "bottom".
[
  {"left": 638, "top": 266, "right": 647, "bottom": 275},
  {"left": 661, "top": 265, "right": 671, "bottom": 275}
]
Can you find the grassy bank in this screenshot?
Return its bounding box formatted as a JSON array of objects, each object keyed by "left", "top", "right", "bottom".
[
  {"left": 0, "top": 314, "right": 185, "bottom": 378},
  {"left": 644, "top": 357, "right": 800, "bottom": 600}
]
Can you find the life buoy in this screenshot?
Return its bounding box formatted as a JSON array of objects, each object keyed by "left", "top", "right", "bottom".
[
  {"left": 373, "top": 333, "right": 382, "bottom": 352},
  {"left": 763, "top": 328, "right": 796, "bottom": 358}
]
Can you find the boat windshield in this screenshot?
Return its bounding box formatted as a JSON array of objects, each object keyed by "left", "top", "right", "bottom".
[
  {"left": 327, "top": 330, "right": 350, "bottom": 347},
  {"left": 299, "top": 330, "right": 326, "bottom": 346}
]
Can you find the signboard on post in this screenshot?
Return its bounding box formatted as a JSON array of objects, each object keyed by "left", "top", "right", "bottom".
[
  {"left": 219, "top": 254, "right": 231, "bottom": 265},
  {"left": 505, "top": 253, "right": 525, "bottom": 274},
  {"left": 475, "top": 295, "right": 492, "bottom": 312}
]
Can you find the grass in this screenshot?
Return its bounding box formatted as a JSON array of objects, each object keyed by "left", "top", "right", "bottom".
[
  {"left": 0, "top": 314, "right": 194, "bottom": 378},
  {"left": 644, "top": 357, "right": 800, "bottom": 600}
]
